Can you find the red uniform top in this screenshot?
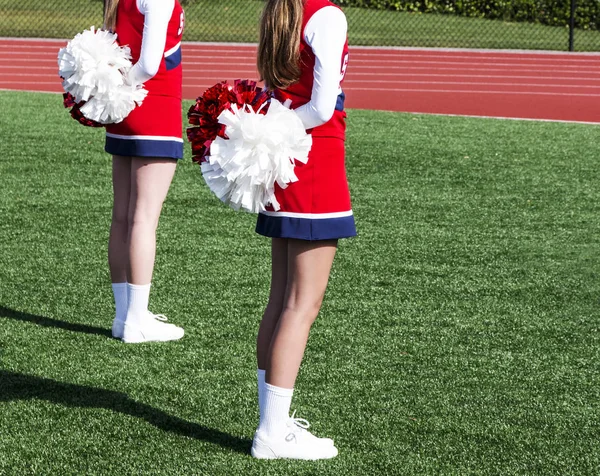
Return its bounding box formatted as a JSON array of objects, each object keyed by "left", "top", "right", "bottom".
[
  {"left": 275, "top": 0, "right": 349, "bottom": 139},
  {"left": 257, "top": 0, "right": 355, "bottom": 240},
  {"left": 114, "top": 0, "right": 185, "bottom": 98}
]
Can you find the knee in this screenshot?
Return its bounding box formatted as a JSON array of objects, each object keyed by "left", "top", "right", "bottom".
[
  {"left": 283, "top": 297, "right": 323, "bottom": 326},
  {"left": 128, "top": 207, "right": 161, "bottom": 232}
]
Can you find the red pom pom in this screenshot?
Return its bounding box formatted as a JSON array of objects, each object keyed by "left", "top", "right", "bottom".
[
  {"left": 63, "top": 93, "right": 104, "bottom": 128},
  {"left": 187, "top": 80, "right": 271, "bottom": 164}
]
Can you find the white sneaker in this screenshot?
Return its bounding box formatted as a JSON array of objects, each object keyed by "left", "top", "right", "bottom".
[
  {"left": 251, "top": 413, "right": 338, "bottom": 460},
  {"left": 114, "top": 312, "right": 184, "bottom": 344}
]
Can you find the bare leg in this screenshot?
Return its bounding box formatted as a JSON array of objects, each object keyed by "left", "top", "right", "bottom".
[
  {"left": 115, "top": 157, "right": 182, "bottom": 343},
  {"left": 127, "top": 157, "right": 177, "bottom": 285},
  {"left": 108, "top": 155, "right": 131, "bottom": 283},
  {"left": 266, "top": 239, "right": 338, "bottom": 389},
  {"left": 251, "top": 239, "right": 339, "bottom": 460},
  {"left": 257, "top": 238, "right": 289, "bottom": 370}
]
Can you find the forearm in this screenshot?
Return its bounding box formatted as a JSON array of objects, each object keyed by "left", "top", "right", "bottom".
[{"left": 128, "top": 0, "right": 175, "bottom": 84}]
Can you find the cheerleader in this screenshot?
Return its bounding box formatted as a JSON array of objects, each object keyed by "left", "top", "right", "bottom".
[
  {"left": 252, "top": 0, "right": 356, "bottom": 460},
  {"left": 104, "top": 0, "right": 185, "bottom": 343}
]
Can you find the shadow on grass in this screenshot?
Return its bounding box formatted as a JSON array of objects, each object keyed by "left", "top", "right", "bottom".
[
  {"left": 0, "top": 306, "right": 111, "bottom": 338},
  {"left": 0, "top": 370, "right": 252, "bottom": 454}
]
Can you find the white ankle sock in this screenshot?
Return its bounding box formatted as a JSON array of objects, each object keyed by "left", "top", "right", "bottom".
[
  {"left": 126, "top": 283, "right": 151, "bottom": 323},
  {"left": 257, "top": 369, "right": 266, "bottom": 422},
  {"left": 259, "top": 382, "right": 293, "bottom": 437},
  {"left": 112, "top": 282, "right": 127, "bottom": 322}
]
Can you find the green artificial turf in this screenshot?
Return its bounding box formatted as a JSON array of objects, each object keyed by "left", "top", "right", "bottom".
[
  {"left": 0, "top": 0, "right": 599, "bottom": 50},
  {"left": 0, "top": 90, "right": 599, "bottom": 475}
]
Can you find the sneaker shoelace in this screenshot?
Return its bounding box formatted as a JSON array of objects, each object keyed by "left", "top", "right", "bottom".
[
  {"left": 285, "top": 410, "right": 311, "bottom": 443},
  {"left": 149, "top": 312, "right": 169, "bottom": 322}
]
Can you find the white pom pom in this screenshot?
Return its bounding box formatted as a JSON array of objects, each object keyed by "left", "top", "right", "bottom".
[
  {"left": 203, "top": 99, "right": 312, "bottom": 213},
  {"left": 58, "top": 27, "right": 147, "bottom": 124},
  {"left": 80, "top": 84, "right": 148, "bottom": 124}
]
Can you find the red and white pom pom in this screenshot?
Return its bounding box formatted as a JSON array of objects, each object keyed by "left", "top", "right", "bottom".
[
  {"left": 58, "top": 27, "right": 147, "bottom": 124},
  {"left": 187, "top": 80, "right": 270, "bottom": 163},
  {"left": 202, "top": 99, "right": 312, "bottom": 213}
]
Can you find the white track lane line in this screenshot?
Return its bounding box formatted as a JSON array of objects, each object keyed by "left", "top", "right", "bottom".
[
  {"left": 350, "top": 65, "right": 600, "bottom": 74},
  {"left": 5, "top": 65, "right": 597, "bottom": 83},
  {"left": 342, "top": 79, "right": 600, "bottom": 88},
  {"left": 349, "top": 51, "right": 600, "bottom": 62},
  {"left": 346, "top": 72, "right": 600, "bottom": 80},
  {"left": 342, "top": 87, "right": 600, "bottom": 97},
  {"left": 0, "top": 81, "right": 60, "bottom": 86},
  {"left": 402, "top": 111, "right": 600, "bottom": 126}
]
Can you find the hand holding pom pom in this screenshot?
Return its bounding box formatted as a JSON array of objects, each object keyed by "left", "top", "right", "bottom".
[
  {"left": 58, "top": 27, "right": 148, "bottom": 125},
  {"left": 187, "top": 80, "right": 312, "bottom": 213}
]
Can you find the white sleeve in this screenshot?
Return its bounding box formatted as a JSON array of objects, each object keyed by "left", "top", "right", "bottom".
[
  {"left": 293, "top": 6, "right": 347, "bottom": 130},
  {"left": 127, "top": 0, "right": 175, "bottom": 84}
]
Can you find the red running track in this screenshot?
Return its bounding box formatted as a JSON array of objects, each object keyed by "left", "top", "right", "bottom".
[{"left": 2, "top": 38, "right": 600, "bottom": 123}]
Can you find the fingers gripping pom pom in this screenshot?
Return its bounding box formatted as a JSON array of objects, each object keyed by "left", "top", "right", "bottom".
[
  {"left": 203, "top": 99, "right": 312, "bottom": 213},
  {"left": 58, "top": 27, "right": 147, "bottom": 125}
]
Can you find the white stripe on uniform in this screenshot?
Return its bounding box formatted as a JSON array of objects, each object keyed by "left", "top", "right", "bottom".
[
  {"left": 106, "top": 132, "right": 183, "bottom": 143},
  {"left": 259, "top": 210, "right": 353, "bottom": 219},
  {"left": 164, "top": 41, "right": 181, "bottom": 57}
]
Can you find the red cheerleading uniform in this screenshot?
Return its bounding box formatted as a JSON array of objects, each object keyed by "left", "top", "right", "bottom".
[
  {"left": 256, "top": 0, "right": 356, "bottom": 241},
  {"left": 105, "top": 0, "right": 185, "bottom": 159}
]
